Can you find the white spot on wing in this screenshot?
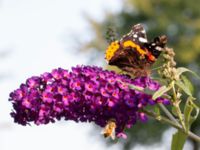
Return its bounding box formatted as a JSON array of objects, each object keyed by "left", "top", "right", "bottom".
[
  {"left": 133, "top": 34, "right": 137, "bottom": 38},
  {"left": 139, "top": 37, "right": 147, "bottom": 43},
  {"left": 141, "top": 30, "right": 146, "bottom": 34},
  {"left": 155, "top": 46, "right": 162, "bottom": 51}
]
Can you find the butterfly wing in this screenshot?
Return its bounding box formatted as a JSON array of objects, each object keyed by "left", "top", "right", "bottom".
[
  {"left": 109, "top": 24, "right": 148, "bottom": 68},
  {"left": 120, "top": 24, "right": 148, "bottom": 45},
  {"left": 105, "top": 24, "right": 167, "bottom": 76},
  {"left": 144, "top": 35, "right": 167, "bottom": 58}
]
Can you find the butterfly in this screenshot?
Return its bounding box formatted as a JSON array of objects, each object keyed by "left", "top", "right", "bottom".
[{"left": 105, "top": 24, "right": 167, "bottom": 76}]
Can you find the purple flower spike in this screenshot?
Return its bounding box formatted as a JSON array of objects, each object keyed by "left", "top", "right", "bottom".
[{"left": 9, "top": 65, "right": 170, "bottom": 139}]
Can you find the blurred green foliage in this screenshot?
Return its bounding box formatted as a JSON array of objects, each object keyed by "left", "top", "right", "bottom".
[{"left": 83, "top": 0, "right": 200, "bottom": 149}]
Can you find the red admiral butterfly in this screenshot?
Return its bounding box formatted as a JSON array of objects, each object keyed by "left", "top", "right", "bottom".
[{"left": 105, "top": 24, "right": 167, "bottom": 76}]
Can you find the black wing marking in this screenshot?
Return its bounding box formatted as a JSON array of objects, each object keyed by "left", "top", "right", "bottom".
[
  {"left": 120, "top": 24, "right": 148, "bottom": 45},
  {"left": 144, "top": 35, "right": 167, "bottom": 58}
]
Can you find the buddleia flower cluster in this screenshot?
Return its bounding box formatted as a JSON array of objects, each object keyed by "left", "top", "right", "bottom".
[{"left": 9, "top": 65, "right": 170, "bottom": 139}]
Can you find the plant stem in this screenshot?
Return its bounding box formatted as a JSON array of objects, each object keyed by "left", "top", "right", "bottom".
[
  {"left": 172, "top": 83, "right": 186, "bottom": 131},
  {"left": 143, "top": 109, "right": 200, "bottom": 143},
  {"left": 158, "top": 103, "right": 179, "bottom": 126}
]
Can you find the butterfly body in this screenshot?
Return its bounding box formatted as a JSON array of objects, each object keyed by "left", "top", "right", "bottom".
[{"left": 105, "top": 24, "right": 167, "bottom": 76}]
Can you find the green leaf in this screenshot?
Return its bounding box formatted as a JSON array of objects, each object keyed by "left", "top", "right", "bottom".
[
  {"left": 184, "top": 97, "right": 193, "bottom": 132},
  {"left": 171, "top": 130, "right": 187, "bottom": 150},
  {"left": 152, "top": 84, "right": 172, "bottom": 100},
  {"left": 175, "top": 80, "right": 192, "bottom": 96},
  {"left": 188, "top": 98, "right": 200, "bottom": 121},
  {"left": 193, "top": 107, "right": 200, "bottom": 121},
  {"left": 143, "top": 88, "right": 155, "bottom": 95},
  {"left": 181, "top": 75, "right": 194, "bottom": 95},
  {"left": 128, "top": 84, "right": 155, "bottom": 95},
  {"left": 183, "top": 97, "right": 200, "bottom": 133},
  {"left": 189, "top": 109, "right": 199, "bottom": 124},
  {"left": 128, "top": 84, "right": 144, "bottom": 91},
  {"left": 176, "top": 67, "right": 200, "bottom": 79}
]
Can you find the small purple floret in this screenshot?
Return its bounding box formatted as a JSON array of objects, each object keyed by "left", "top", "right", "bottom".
[{"left": 9, "top": 65, "right": 170, "bottom": 138}]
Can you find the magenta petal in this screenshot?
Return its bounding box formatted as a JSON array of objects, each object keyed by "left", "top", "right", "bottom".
[
  {"left": 117, "top": 132, "right": 127, "bottom": 139},
  {"left": 138, "top": 112, "right": 148, "bottom": 122}
]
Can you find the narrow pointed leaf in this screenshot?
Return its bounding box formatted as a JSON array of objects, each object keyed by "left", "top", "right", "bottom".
[
  {"left": 143, "top": 88, "right": 155, "bottom": 95},
  {"left": 181, "top": 75, "right": 194, "bottom": 95},
  {"left": 152, "top": 85, "right": 172, "bottom": 100},
  {"left": 129, "top": 84, "right": 157, "bottom": 95},
  {"left": 189, "top": 98, "right": 200, "bottom": 121},
  {"left": 176, "top": 67, "right": 200, "bottom": 79},
  {"left": 175, "top": 80, "right": 192, "bottom": 96},
  {"left": 128, "top": 84, "right": 144, "bottom": 91},
  {"left": 184, "top": 97, "right": 193, "bottom": 132},
  {"left": 171, "top": 130, "right": 187, "bottom": 150}
]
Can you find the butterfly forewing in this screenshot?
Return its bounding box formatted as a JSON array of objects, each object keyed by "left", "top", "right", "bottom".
[{"left": 120, "top": 24, "right": 148, "bottom": 46}]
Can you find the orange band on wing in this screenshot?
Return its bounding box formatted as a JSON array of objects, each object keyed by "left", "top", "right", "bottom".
[
  {"left": 105, "top": 41, "right": 120, "bottom": 61},
  {"left": 147, "top": 53, "right": 156, "bottom": 61},
  {"left": 123, "top": 40, "right": 147, "bottom": 55}
]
